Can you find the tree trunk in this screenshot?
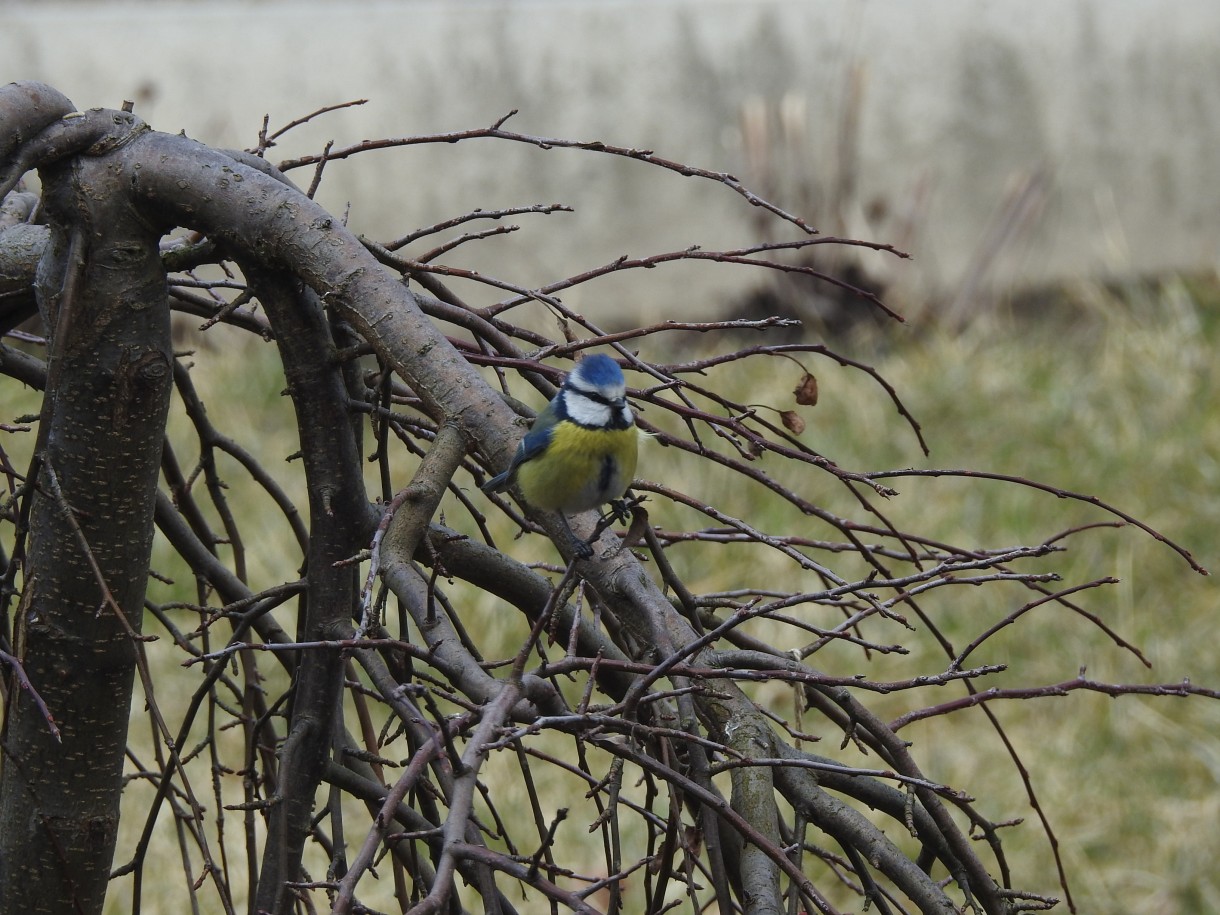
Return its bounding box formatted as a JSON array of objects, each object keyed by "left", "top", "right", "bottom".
[
  {"left": 0, "top": 110, "right": 173, "bottom": 914},
  {"left": 247, "top": 271, "right": 372, "bottom": 912}
]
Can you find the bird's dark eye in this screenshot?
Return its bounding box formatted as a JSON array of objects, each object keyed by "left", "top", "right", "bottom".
[{"left": 576, "top": 387, "right": 619, "bottom": 408}]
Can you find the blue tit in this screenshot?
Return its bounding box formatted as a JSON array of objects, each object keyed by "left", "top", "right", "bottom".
[{"left": 482, "top": 353, "right": 638, "bottom": 558}]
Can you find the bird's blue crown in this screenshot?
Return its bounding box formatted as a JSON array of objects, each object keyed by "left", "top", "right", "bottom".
[{"left": 570, "top": 354, "right": 624, "bottom": 391}]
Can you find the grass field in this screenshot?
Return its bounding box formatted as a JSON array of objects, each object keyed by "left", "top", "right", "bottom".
[
  {"left": 609, "top": 276, "right": 1219, "bottom": 913},
  {"left": 6, "top": 274, "right": 1218, "bottom": 913},
  {"left": 715, "top": 276, "right": 1220, "bottom": 914}
]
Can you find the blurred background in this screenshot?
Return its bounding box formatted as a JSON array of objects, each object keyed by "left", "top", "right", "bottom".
[
  {"left": 3, "top": 2, "right": 1219, "bottom": 912},
  {"left": 5, "top": 0, "right": 1220, "bottom": 321}
]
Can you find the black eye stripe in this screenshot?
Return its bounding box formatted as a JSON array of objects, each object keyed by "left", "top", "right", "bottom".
[{"left": 567, "top": 384, "right": 622, "bottom": 407}]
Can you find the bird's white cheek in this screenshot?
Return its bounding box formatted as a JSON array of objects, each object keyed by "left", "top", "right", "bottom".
[{"left": 564, "top": 396, "right": 611, "bottom": 427}]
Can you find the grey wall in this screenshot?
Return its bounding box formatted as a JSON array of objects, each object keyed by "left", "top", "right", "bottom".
[{"left": 4, "top": 0, "right": 1219, "bottom": 319}]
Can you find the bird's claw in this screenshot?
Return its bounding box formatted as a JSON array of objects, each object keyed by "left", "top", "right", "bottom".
[{"left": 603, "top": 494, "right": 642, "bottom": 526}]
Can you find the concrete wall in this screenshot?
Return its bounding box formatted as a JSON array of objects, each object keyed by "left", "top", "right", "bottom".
[{"left": 4, "top": 0, "right": 1219, "bottom": 319}]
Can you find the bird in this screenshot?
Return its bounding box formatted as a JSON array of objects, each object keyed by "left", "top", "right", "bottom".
[{"left": 482, "top": 354, "right": 638, "bottom": 558}]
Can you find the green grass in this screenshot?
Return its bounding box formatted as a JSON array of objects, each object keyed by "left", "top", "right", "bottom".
[
  {"left": 6, "top": 277, "right": 1218, "bottom": 913},
  {"left": 651, "top": 277, "right": 1220, "bottom": 913}
]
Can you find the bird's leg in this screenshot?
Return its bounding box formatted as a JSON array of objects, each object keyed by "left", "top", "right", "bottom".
[
  {"left": 602, "top": 492, "right": 644, "bottom": 526},
  {"left": 586, "top": 493, "right": 645, "bottom": 550},
  {"left": 557, "top": 513, "right": 594, "bottom": 560},
  {"left": 606, "top": 499, "right": 631, "bottom": 525}
]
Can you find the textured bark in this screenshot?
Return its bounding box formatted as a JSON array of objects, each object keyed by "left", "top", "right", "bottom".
[
  {"left": 248, "top": 271, "right": 371, "bottom": 912},
  {"left": 0, "top": 107, "right": 173, "bottom": 913}
]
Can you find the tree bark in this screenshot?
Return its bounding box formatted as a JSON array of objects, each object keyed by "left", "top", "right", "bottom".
[
  {"left": 0, "top": 106, "right": 173, "bottom": 914},
  {"left": 247, "top": 270, "right": 372, "bottom": 912}
]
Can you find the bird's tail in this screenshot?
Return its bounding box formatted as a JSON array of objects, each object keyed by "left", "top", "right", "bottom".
[{"left": 481, "top": 470, "right": 511, "bottom": 494}]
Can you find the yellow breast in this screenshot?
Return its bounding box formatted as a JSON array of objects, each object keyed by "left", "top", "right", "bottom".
[{"left": 516, "top": 423, "right": 638, "bottom": 514}]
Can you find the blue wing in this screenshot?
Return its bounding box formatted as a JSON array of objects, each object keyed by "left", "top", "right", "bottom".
[
  {"left": 514, "top": 422, "right": 555, "bottom": 466},
  {"left": 481, "top": 406, "right": 557, "bottom": 493}
]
